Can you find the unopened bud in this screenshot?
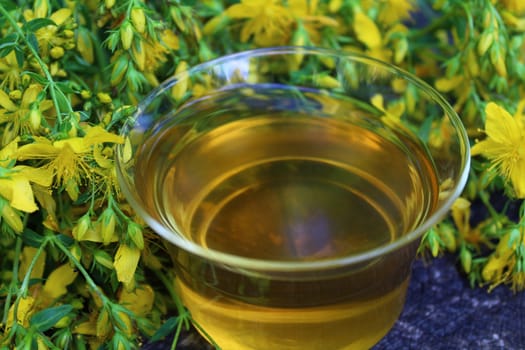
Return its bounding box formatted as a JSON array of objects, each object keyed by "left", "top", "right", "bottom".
[
  {"left": 73, "top": 214, "right": 91, "bottom": 241},
  {"left": 120, "top": 22, "right": 134, "bottom": 50},
  {"left": 316, "top": 75, "right": 341, "bottom": 89},
  {"left": 100, "top": 209, "right": 116, "bottom": 245},
  {"left": 97, "top": 92, "right": 112, "bottom": 104},
  {"left": 29, "top": 107, "right": 42, "bottom": 132},
  {"left": 131, "top": 8, "right": 146, "bottom": 34},
  {"left": 80, "top": 90, "right": 92, "bottom": 99},
  {"left": 50, "top": 46, "right": 65, "bottom": 59},
  {"left": 127, "top": 221, "right": 144, "bottom": 249},
  {"left": 0, "top": 200, "right": 23, "bottom": 233},
  {"left": 9, "top": 90, "right": 22, "bottom": 100}
]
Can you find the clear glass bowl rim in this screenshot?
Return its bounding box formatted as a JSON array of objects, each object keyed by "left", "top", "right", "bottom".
[{"left": 115, "top": 46, "right": 471, "bottom": 271}]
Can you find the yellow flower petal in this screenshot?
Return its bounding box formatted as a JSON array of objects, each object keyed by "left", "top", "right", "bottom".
[
  {"left": 510, "top": 156, "right": 525, "bottom": 197},
  {"left": 9, "top": 177, "right": 39, "bottom": 213},
  {"left": 53, "top": 138, "right": 88, "bottom": 153},
  {"left": 0, "top": 89, "right": 17, "bottom": 111},
  {"left": 50, "top": 8, "right": 72, "bottom": 25},
  {"left": 77, "top": 224, "right": 119, "bottom": 243},
  {"left": 225, "top": 3, "right": 255, "bottom": 18},
  {"left": 6, "top": 296, "right": 35, "bottom": 329},
  {"left": 484, "top": 102, "right": 521, "bottom": 144},
  {"left": 17, "top": 142, "right": 58, "bottom": 160},
  {"left": 42, "top": 263, "right": 78, "bottom": 300},
  {"left": 84, "top": 125, "right": 125, "bottom": 147},
  {"left": 21, "top": 84, "right": 43, "bottom": 109},
  {"left": 113, "top": 244, "right": 141, "bottom": 284},
  {"left": 353, "top": 11, "right": 382, "bottom": 49},
  {"left": 435, "top": 76, "right": 464, "bottom": 92},
  {"left": 0, "top": 138, "right": 19, "bottom": 167},
  {"left": 118, "top": 284, "right": 154, "bottom": 316},
  {"left": 160, "top": 29, "right": 180, "bottom": 50},
  {"left": 371, "top": 94, "right": 385, "bottom": 111},
  {"left": 19, "top": 246, "right": 46, "bottom": 281},
  {"left": 17, "top": 165, "right": 54, "bottom": 187}
]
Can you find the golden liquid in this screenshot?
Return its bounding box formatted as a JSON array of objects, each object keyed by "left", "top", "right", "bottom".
[{"left": 135, "top": 86, "right": 439, "bottom": 349}]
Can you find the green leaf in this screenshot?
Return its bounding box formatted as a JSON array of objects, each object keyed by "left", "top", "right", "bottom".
[
  {"left": 23, "top": 71, "right": 48, "bottom": 85},
  {"left": 53, "top": 86, "right": 71, "bottom": 114},
  {"left": 26, "top": 33, "right": 39, "bottom": 53},
  {"left": 0, "top": 33, "right": 18, "bottom": 58},
  {"left": 0, "top": 0, "right": 17, "bottom": 11},
  {"left": 22, "top": 228, "right": 44, "bottom": 247},
  {"left": 55, "top": 233, "right": 74, "bottom": 248},
  {"left": 30, "top": 304, "right": 73, "bottom": 332},
  {"left": 55, "top": 81, "right": 76, "bottom": 94},
  {"left": 22, "top": 18, "right": 56, "bottom": 32},
  {"left": 149, "top": 316, "right": 180, "bottom": 342},
  {"left": 14, "top": 46, "right": 24, "bottom": 67}
]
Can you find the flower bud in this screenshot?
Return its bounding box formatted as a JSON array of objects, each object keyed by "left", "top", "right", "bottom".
[
  {"left": 111, "top": 56, "right": 129, "bottom": 87},
  {"left": 50, "top": 46, "right": 65, "bottom": 59},
  {"left": 460, "top": 247, "right": 472, "bottom": 274},
  {"left": 73, "top": 214, "right": 91, "bottom": 241},
  {"left": 127, "top": 221, "right": 144, "bottom": 250},
  {"left": 329, "top": 0, "right": 343, "bottom": 12},
  {"left": 97, "top": 92, "right": 112, "bottom": 104},
  {"left": 203, "top": 14, "right": 227, "bottom": 35},
  {"left": 316, "top": 75, "right": 341, "bottom": 89},
  {"left": 171, "top": 61, "right": 189, "bottom": 100},
  {"left": 0, "top": 201, "right": 23, "bottom": 233},
  {"left": 80, "top": 90, "right": 92, "bottom": 99},
  {"left": 28, "top": 107, "right": 42, "bottom": 132},
  {"left": 131, "top": 7, "right": 146, "bottom": 34},
  {"left": 93, "top": 250, "right": 114, "bottom": 270},
  {"left": 99, "top": 208, "right": 116, "bottom": 245},
  {"left": 131, "top": 40, "right": 145, "bottom": 71},
  {"left": 9, "top": 90, "right": 22, "bottom": 100},
  {"left": 120, "top": 22, "right": 134, "bottom": 50}
]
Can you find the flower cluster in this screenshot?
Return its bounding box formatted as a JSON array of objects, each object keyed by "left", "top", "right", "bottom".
[{"left": 0, "top": 0, "right": 524, "bottom": 349}]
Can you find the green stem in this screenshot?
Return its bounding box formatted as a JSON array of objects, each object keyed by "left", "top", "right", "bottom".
[
  {"left": 50, "top": 235, "right": 110, "bottom": 305},
  {"left": 1, "top": 236, "right": 22, "bottom": 325},
  {"left": 152, "top": 269, "right": 189, "bottom": 325},
  {"left": 0, "top": 3, "right": 73, "bottom": 127},
  {"left": 170, "top": 317, "right": 184, "bottom": 350},
  {"left": 4, "top": 238, "right": 49, "bottom": 343},
  {"left": 191, "top": 318, "right": 221, "bottom": 349},
  {"left": 478, "top": 190, "right": 500, "bottom": 219}
]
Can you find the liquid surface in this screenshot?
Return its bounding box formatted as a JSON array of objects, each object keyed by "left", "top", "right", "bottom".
[{"left": 134, "top": 85, "right": 439, "bottom": 349}]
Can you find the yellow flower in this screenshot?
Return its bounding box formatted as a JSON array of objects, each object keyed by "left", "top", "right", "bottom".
[
  {"left": 23, "top": 7, "right": 74, "bottom": 57},
  {"left": 0, "top": 52, "right": 24, "bottom": 91},
  {"left": 471, "top": 102, "right": 525, "bottom": 198},
  {"left": 225, "top": 0, "right": 293, "bottom": 46},
  {"left": 0, "top": 84, "right": 55, "bottom": 139},
  {"left": 116, "top": 283, "right": 155, "bottom": 336},
  {"left": 377, "top": 0, "right": 416, "bottom": 25},
  {"left": 288, "top": 0, "right": 339, "bottom": 44},
  {"left": 16, "top": 126, "right": 124, "bottom": 198},
  {"left": 351, "top": 10, "right": 393, "bottom": 62},
  {"left": 0, "top": 139, "right": 53, "bottom": 213}
]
